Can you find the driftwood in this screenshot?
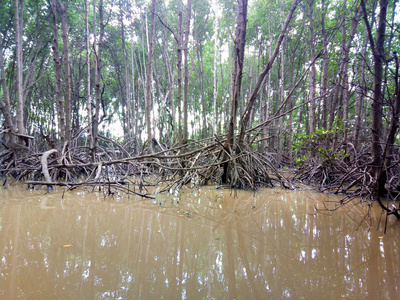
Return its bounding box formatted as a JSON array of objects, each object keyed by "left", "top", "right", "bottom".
[{"left": 41, "top": 149, "right": 57, "bottom": 185}]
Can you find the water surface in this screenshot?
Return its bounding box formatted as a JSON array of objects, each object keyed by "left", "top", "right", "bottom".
[{"left": 0, "top": 184, "right": 399, "bottom": 299}]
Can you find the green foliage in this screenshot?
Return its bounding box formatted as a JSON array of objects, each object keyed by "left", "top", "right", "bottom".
[{"left": 293, "top": 118, "right": 350, "bottom": 165}]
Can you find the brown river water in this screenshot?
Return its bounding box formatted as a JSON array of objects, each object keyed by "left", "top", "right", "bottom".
[{"left": 0, "top": 183, "right": 399, "bottom": 299}]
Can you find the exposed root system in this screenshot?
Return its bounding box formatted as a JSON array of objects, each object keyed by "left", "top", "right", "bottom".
[
  {"left": 0, "top": 133, "right": 293, "bottom": 197},
  {"left": 295, "top": 142, "right": 400, "bottom": 222}
]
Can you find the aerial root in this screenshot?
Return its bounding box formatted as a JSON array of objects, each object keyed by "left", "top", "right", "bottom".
[{"left": 0, "top": 134, "right": 293, "bottom": 197}]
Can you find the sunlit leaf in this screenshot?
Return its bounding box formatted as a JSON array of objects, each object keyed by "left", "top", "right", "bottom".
[{"left": 63, "top": 244, "right": 73, "bottom": 248}]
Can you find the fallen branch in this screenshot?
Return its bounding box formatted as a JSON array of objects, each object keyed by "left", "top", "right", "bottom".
[{"left": 41, "top": 149, "right": 57, "bottom": 190}]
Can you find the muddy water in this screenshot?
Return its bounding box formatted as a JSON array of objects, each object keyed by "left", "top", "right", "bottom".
[{"left": 0, "top": 185, "right": 399, "bottom": 299}]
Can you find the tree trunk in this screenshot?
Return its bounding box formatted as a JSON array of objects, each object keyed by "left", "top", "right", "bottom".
[
  {"left": 361, "top": 0, "right": 388, "bottom": 195},
  {"left": 15, "top": 0, "right": 24, "bottom": 134},
  {"left": 244, "top": 34, "right": 257, "bottom": 145},
  {"left": 277, "top": 6, "right": 285, "bottom": 164},
  {"left": 306, "top": 0, "right": 316, "bottom": 134},
  {"left": 0, "top": 40, "right": 15, "bottom": 143},
  {"left": 50, "top": 0, "right": 65, "bottom": 146},
  {"left": 212, "top": 16, "right": 219, "bottom": 136},
  {"left": 340, "top": 3, "right": 361, "bottom": 144},
  {"left": 219, "top": 50, "right": 225, "bottom": 134},
  {"left": 353, "top": 25, "right": 368, "bottom": 150},
  {"left": 192, "top": 10, "right": 207, "bottom": 139},
  {"left": 177, "top": 10, "right": 183, "bottom": 145},
  {"left": 200, "top": 50, "right": 207, "bottom": 138},
  {"left": 382, "top": 53, "right": 400, "bottom": 183},
  {"left": 182, "top": 0, "right": 192, "bottom": 144},
  {"left": 197, "top": 42, "right": 207, "bottom": 139},
  {"left": 321, "top": 0, "right": 329, "bottom": 129},
  {"left": 221, "top": 0, "right": 248, "bottom": 184},
  {"left": 71, "top": 65, "right": 81, "bottom": 132},
  {"left": 287, "top": 70, "right": 295, "bottom": 163},
  {"left": 226, "top": 33, "right": 234, "bottom": 134},
  {"left": 91, "top": 0, "right": 105, "bottom": 159},
  {"left": 158, "top": 24, "right": 175, "bottom": 142},
  {"left": 263, "top": 10, "right": 272, "bottom": 150},
  {"left": 226, "top": 0, "right": 248, "bottom": 152},
  {"left": 57, "top": 0, "right": 71, "bottom": 143},
  {"left": 130, "top": 34, "right": 137, "bottom": 145},
  {"left": 238, "top": 0, "right": 300, "bottom": 145},
  {"left": 120, "top": 3, "right": 132, "bottom": 140},
  {"left": 145, "top": 0, "right": 156, "bottom": 152},
  {"left": 85, "top": 0, "right": 92, "bottom": 146},
  {"left": 371, "top": 1, "right": 386, "bottom": 180}
]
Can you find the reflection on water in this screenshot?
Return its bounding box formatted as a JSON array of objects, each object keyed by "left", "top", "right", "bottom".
[{"left": 0, "top": 185, "right": 399, "bottom": 299}]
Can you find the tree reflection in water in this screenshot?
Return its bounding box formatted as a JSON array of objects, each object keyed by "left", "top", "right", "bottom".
[{"left": 0, "top": 185, "right": 399, "bottom": 299}]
